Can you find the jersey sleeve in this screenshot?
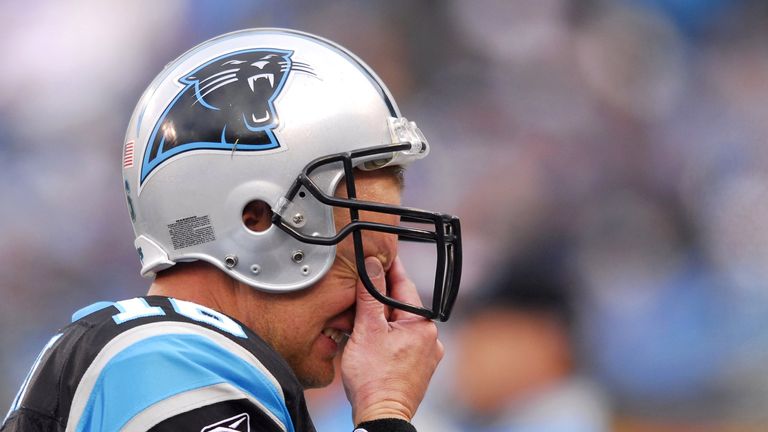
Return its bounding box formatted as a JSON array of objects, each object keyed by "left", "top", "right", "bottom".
[{"left": 69, "top": 329, "right": 295, "bottom": 432}]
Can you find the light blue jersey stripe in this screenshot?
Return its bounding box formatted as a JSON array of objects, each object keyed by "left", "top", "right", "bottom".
[
  {"left": 71, "top": 301, "right": 115, "bottom": 322},
  {"left": 75, "top": 333, "right": 293, "bottom": 432}
]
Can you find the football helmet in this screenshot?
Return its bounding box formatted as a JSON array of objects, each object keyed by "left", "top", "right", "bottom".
[{"left": 122, "top": 28, "right": 461, "bottom": 321}]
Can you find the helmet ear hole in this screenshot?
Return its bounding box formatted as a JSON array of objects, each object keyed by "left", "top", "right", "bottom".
[{"left": 242, "top": 200, "right": 273, "bottom": 233}]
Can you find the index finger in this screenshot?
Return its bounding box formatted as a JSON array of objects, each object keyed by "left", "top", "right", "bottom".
[
  {"left": 354, "top": 257, "right": 389, "bottom": 333},
  {"left": 387, "top": 256, "right": 425, "bottom": 321}
]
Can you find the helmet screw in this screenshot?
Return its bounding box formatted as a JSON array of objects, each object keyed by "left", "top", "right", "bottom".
[
  {"left": 292, "top": 213, "right": 305, "bottom": 226},
  {"left": 250, "top": 264, "right": 261, "bottom": 275},
  {"left": 291, "top": 250, "right": 305, "bottom": 263},
  {"left": 224, "top": 255, "right": 238, "bottom": 268}
]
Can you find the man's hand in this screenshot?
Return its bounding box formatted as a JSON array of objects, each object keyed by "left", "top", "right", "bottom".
[{"left": 341, "top": 256, "right": 444, "bottom": 425}]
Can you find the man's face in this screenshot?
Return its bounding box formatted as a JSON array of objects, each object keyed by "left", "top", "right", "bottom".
[{"left": 242, "top": 169, "right": 402, "bottom": 388}]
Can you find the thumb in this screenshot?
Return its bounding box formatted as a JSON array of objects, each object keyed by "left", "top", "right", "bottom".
[{"left": 355, "top": 257, "right": 387, "bottom": 331}]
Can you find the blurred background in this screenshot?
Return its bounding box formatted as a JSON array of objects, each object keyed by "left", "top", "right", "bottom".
[{"left": 2, "top": 0, "right": 768, "bottom": 430}]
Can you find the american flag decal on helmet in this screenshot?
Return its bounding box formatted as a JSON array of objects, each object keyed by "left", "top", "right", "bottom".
[{"left": 123, "top": 141, "right": 135, "bottom": 168}]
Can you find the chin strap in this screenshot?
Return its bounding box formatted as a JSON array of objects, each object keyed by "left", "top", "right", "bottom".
[{"left": 354, "top": 418, "right": 417, "bottom": 432}]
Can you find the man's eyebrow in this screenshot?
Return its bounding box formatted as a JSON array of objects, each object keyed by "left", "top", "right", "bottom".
[
  {"left": 387, "top": 165, "right": 406, "bottom": 191},
  {"left": 338, "top": 166, "right": 405, "bottom": 198},
  {"left": 353, "top": 166, "right": 405, "bottom": 190}
]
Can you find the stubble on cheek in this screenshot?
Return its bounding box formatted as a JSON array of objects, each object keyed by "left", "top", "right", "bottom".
[
  {"left": 270, "top": 302, "right": 346, "bottom": 389},
  {"left": 262, "top": 320, "right": 325, "bottom": 388},
  {"left": 288, "top": 341, "right": 336, "bottom": 389}
]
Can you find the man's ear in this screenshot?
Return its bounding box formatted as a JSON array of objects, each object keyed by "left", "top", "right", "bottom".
[{"left": 242, "top": 200, "right": 273, "bottom": 232}]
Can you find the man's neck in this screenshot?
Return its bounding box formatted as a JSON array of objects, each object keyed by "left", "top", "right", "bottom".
[{"left": 147, "top": 261, "right": 241, "bottom": 319}]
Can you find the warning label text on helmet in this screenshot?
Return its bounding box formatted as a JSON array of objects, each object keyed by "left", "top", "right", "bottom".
[{"left": 168, "top": 215, "right": 216, "bottom": 249}]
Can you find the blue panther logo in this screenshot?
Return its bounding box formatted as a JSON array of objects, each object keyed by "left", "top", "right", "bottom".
[{"left": 141, "top": 49, "right": 314, "bottom": 184}]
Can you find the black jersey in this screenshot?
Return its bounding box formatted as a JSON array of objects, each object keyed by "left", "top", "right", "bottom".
[{"left": 1, "top": 296, "right": 315, "bottom": 432}]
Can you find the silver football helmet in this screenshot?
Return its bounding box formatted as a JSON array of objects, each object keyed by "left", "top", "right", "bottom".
[{"left": 122, "top": 28, "right": 461, "bottom": 320}]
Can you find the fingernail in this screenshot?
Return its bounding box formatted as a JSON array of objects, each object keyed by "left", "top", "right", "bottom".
[{"left": 364, "top": 257, "right": 383, "bottom": 278}]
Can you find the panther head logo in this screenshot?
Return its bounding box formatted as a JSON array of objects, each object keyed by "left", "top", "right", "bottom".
[{"left": 140, "top": 49, "right": 315, "bottom": 184}]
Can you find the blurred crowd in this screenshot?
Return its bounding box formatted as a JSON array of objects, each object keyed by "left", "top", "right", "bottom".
[{"left": 2, "top": 0, "right": 768, "bottom": 430}]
